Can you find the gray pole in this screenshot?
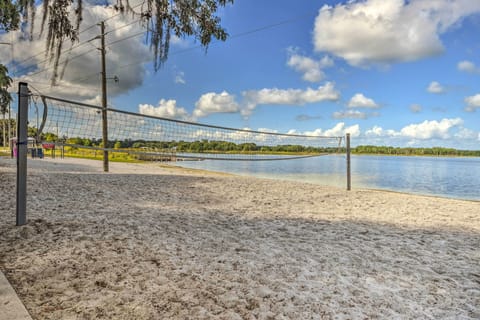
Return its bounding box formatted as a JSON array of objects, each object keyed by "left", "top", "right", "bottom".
[
  {"left": 346, "top": 133, "right": 351, "bottom": 191},
  {"left": 100, "top": 21, "right": 109, "bottom": 172},
  {"left": 16, "top": 82, "right": 28, "bottom": 226},
  {"left": 8, "top": 100, "right": 11, "bottom": 150}
]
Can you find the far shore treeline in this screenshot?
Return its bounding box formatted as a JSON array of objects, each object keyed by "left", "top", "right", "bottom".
[{"left": 7, "top": 126, "right": 478, "bottom": 157}]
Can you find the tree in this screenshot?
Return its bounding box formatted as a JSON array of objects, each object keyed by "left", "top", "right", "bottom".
[
  {"left": 0, "top": 0, "right": 234, "bottom": 84},
  {"left": 0, "top": 64, "right": 12, "bottom": 146}
]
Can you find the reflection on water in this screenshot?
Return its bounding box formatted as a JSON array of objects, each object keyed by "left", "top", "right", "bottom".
[{"left": 175, "top": 155, "right": 480, "bottom": 200}]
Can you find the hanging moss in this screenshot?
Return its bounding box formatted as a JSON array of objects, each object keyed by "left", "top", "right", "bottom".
[{"left": 2, "top": 0, "right": 234, "bottom": 84}]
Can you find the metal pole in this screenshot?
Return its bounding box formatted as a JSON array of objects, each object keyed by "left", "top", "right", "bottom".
[
  {"left": 16, "top": 82, "right": 28, "bottom": 226},
  {"left": 346, "top": 133, "right": 351, "bottom": 191},
  {"left": 100, "top": 21, "right": 109, "bottom": 172},
  {"left": 8, "top": 100, "right": 11, "bottom": 151}
]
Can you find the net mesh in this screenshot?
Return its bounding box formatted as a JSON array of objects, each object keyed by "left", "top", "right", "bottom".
[{"left": 33, "top": 95, "right": 344, "bottom": 161}]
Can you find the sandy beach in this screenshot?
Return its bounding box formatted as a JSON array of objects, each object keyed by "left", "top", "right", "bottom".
[{"left": 0, "top": 157, "right": 479, "bottom": 319}]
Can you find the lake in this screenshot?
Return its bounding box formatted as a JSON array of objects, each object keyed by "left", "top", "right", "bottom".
[{"left": 175, "top": 155, "right": 480, "bottom": 201}]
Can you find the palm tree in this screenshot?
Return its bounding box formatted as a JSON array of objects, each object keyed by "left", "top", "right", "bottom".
[{"left": 0, "top": 64, "right": 13, "bottom": 147}]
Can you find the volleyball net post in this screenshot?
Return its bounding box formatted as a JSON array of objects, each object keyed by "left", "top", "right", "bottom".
[
  {"left": 16, "top": 82, "right": 28, "bottom": 226},
  {"left": 346, "top": 133, "right": 351, "bottom": 191}
]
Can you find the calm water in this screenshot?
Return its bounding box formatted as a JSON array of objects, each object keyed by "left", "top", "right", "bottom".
[{"left": 176, "top": 155, "right": 480, "bottom": 201}]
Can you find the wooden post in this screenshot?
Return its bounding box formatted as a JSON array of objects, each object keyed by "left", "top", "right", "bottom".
[
  {"left": 16, "top": 82, "right": 28, "bottom": 226},
  {"left": 346, "top": 133, "right": 351, "bottom": 191}
]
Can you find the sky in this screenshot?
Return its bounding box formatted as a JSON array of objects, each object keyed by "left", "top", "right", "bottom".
[{"left": 2, "top": 0, "right": 480, "bottom": 149}]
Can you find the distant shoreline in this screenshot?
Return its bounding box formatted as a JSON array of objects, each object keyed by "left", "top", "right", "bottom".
[{"left": 351, "top": 152, "right": 480, "bottom": 158}]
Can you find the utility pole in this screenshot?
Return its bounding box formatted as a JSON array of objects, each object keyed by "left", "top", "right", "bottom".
[{"left": 99, "top": 21, "right": 109, "bottom": 172}]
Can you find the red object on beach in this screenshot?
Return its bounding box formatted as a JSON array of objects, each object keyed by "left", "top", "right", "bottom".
[{"left": 42, "top": 143, "right": 55, "bottom": 149}]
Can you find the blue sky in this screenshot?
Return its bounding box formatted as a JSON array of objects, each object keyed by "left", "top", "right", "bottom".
[{"left": 2, "top": 0, "right": 480, "bottom": 149}]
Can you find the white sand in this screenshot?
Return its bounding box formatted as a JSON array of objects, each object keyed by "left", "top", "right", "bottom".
[{"left": 0, "top": 157, "right": 479, "bottom": 319}]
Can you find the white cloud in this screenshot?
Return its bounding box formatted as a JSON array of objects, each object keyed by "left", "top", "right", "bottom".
[
  {"left": 347, "top": 93, "right": 379, "bottom": 108},
  {"left": 303, "top": 123, "right": 361, "bottom": 138},
  {"left": 325, "top": 123, "right": 360, "bottom": 137},
  {"left": 333, "top": 110, "right": 367, "bottom": 119},
  {"left": 242, "top": 82, "right": 340, "bottom": 117},
  {"left": 365, "top": 126, "right": 399, "bottom": 137},
  {"left": 366, "top": 118, "right": 464, "bottom": 140},
  {"left": 319, "top": 55, "right": 335, "bottom": 68},
  {"left": 464, "top": 93, "right": 480, "bottom": 112},
  {"left": 287, "top": 49, "right": 334, "bottom": 82},
  {"left": 458, "top": 60, "right": 480, "bottom": 74},
  {"left": 1, "top": 3, "right": 151, "bottom": 103},
  {"left": 427, "top": 81, "right": 445, "bottom": 94},
  {"left": 313, "top": 0, "right": 480, "bottom": 66},
  {"left": 257, "top": 128, "right": 278, "bottom": 134},
  {"left": 454, "top": 128, "right": 477, "bottom": 140},
  {"left": 287, "top": 54, "right": 324, "bottom": 82},
  {"left": 245, "top": 82, "right": 340, "bottom": 105},
  {"left": 193, "top": 91, "right": 240, "bottom": 118},
  {"left": 170, "top": 35, "right": 191, "bottom": 48},
  {"left": 139, "top": 99, "right": 190, "bottom": 120},
  {"left": 400, "top": 118, "right": 463, "bottom": 140}
]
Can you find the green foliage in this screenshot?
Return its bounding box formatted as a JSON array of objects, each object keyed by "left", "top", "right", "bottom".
[
  {"left": 0, "top": 65, "right": 12, "bottom": 115},
  {"left": 353, "top": 145, "right": 480, "bottom": 157},
  {"left": 141, "top": 0, "right": 234, "bottom": 70},
  {"left": 82, "top": 138, "right": 92, "bottom": 146},
  {"left": 43, "top": 132, "right": 58, "bottom": 141},
  {"left": 1, "top": 0, "right": 234, "bottom": 83},
  {"left": 0, "top": 118, "right": 15, "bottom": 146},
  {"left": 0, "top": 0, "right": 20, "bottom": 32}
]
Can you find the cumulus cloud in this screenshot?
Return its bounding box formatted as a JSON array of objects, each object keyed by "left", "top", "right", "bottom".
[
  {"left": 399, "top": 118, "right": 463, "bottom": 140},
  {"left": 193, "top": 91, "right": 240, "bottom": 118},
  {"left": 242, "top": 82, "right": 340, "bottom": 117},
  {"left": 0, "top": 2, "right": 151, "bottom": 102},
  {"left": 454, "top": 128, "right": 478, "bottom": 140},
  {"left": 347, "top": 93, "right": 379, "bottom": 108},
  {"left": 291, "top": 123, "right": 361, "bottom": 138},
  {"left": 324, "top": 123, "right": 360, "bottom": 137},
  {"left": 287, "top": 48, "right": 334, "bottom": 82},
  {"left": 427, "top": 81, "right": 445, "bottom": 94},
  {"left": 458, "top": 60, "right": 480, "bottom": 74},
  {"left": 464, "top": 94, "right": 480, "bottom": 112},
  {"left": 365, "top": 126, "right": 399, "bottom": 137},
  {"left": 139, "top": 99, "right": 190, "bottom": 120},
  {"left": 365, "top": 118, "right": 466, "bottom": 141},
  {"left": 313, "top": 0, "right": 480, "bottom": 66}
]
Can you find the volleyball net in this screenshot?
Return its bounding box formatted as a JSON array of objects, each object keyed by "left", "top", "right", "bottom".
[
  {"left": 14, "top": 83, "right": 351, "bottom": 226},
  {"left": 30, "top": 94, "right": 345, "bottom": 161}
]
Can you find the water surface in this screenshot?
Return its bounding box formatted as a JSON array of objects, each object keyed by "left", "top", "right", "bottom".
[{"left": 176, "top": 155, "right": 480, "bottom": 201}]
